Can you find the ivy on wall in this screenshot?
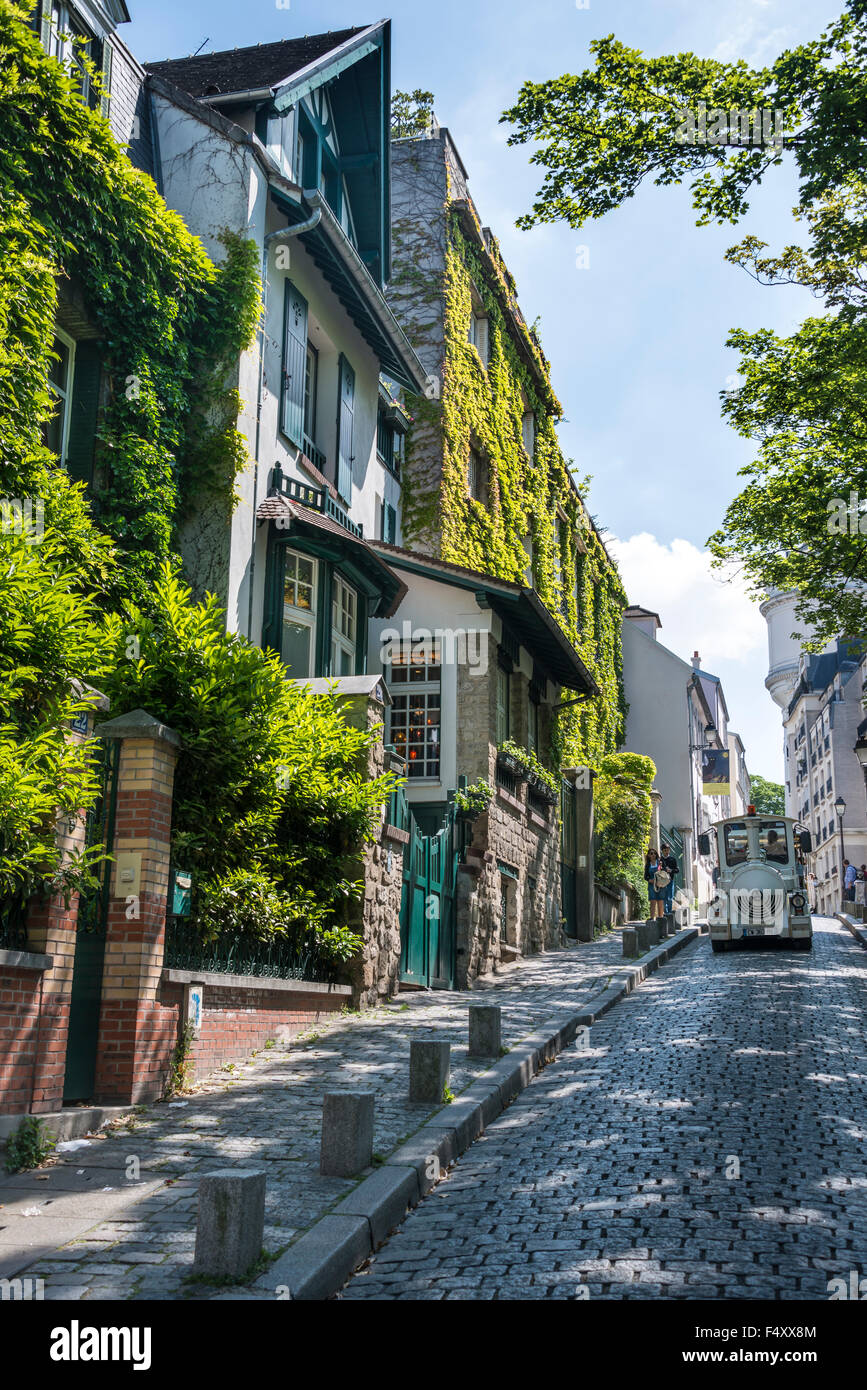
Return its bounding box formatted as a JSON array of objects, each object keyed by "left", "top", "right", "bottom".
[
  {"left": 0, "top": 4, "right": 260, "bottom": 600},
  {"left": 393, "top": 179, "right": 628, "bottom": 771}
]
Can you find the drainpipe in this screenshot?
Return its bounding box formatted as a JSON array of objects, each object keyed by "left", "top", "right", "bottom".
[{"left": 246, "top": 207, "right": 322, "bottom": 641}]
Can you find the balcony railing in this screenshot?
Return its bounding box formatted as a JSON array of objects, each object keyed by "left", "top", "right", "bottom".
[{"left": 270, "top": 465, "right": 363, "bottom": 539}]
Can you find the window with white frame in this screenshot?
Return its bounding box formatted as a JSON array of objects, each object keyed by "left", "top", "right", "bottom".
[
  {"left": 280, "top": 549, "right": 317, "bottom": 677},
  {"left": 330, "top": 573, "right": 357, "bottom": 676},
  {"left": 388, "top": 643, "right": 441, "bottom": 779},
  {"left": 467, "top": 285, "right": 489, "bottom": 365},
  {"left": 42, "top": 3, "right": 96, "bottom": 101},
  {"left": 43, "top": 329, "right": 75, "bottom": 464}
]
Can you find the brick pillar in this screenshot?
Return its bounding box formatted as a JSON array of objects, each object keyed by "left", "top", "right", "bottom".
[
  {"left": 91, "top": 709, "right": 181, "bottom": 1105},
  {"left": 17, "top": 687, "right": 110, "bottom": 1114}
]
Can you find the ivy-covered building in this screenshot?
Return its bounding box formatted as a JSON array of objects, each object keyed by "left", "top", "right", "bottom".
[{"left": 371, "top": 115, "right": 628, "bottom": 977}]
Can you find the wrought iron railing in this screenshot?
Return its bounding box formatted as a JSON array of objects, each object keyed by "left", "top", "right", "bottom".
[
  {"left": 301, "top": 434, "right": 327, "bottom": 476},
  {"left": 270, "top": 465, "right": 363, "bottom": 539},
  {"left": 163, "top": 919, "right": 341, "bottom": 984},
  {"left": 0, "top": 897, "right": 28, "bottom": 951},
  {"left": 496, "top": 763, "right": 520, "bottom": 797}
]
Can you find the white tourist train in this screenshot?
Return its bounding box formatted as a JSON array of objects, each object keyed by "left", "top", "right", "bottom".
[{"left": 700, "top": 808, "right": 813, "bottom": 953}]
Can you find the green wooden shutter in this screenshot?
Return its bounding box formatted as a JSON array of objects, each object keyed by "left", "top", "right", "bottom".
[
  {"left": 100, "top": 38, "right": 113, "bottom": 119},
  {"left": 337, "top": 354, "right": 355, "bottom": 503},
  {"left": 381, "top": 502, "right": 396, "bottom": 544},
  {"left": 65, "top": 341, "right": 102, "bottom": 489},
  {"left": 281, "top": 280, "right": 308, "bottom": 448}
]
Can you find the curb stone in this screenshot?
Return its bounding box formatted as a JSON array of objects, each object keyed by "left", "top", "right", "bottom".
[
  {"left": 836, "top": 912, "right": 867, "bottom": 949},
  {"left": 255, "top": 926, "right": 699, "bottom": 1300}
]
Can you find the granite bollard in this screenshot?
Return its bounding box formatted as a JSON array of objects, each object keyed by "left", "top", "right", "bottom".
[
  {"left": 622, "top": 926, "right": 638, "bottom": 958},
  {"left": 410, "top": 1039, "right": 450, "bottom": 1103},
  {"left": 193, "top": 1169, "right": 266, "bottom": 1279},
  {"left": 468, "top": 1005, "right": 501, "bottom": 1057},
  {"left": 320, "top": 1091, "right": 375, "bottom": 1177}
]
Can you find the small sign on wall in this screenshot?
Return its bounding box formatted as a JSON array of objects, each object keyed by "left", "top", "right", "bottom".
[{"left": 184, "top": 982, "right": 204, "bottom": 1034}]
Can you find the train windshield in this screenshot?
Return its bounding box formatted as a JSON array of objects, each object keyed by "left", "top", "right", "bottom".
[
  {"left": 759, "top": 820, "right": 789, "bottom": 863},
  {"left": 724, "top": 822, "right": 749, "bottom": 865}
]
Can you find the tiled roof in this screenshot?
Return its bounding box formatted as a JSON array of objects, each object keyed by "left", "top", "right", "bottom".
[{"left": 146, "top": 29, "right": 367, "bottom": 98}]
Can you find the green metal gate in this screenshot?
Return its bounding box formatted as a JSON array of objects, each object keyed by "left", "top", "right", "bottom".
[
  {"left": 561, "top": 777, "right": 577, "bottom": 938},
  {"left": 63, "top": 739, "right": 119, "bottom": 1104},
  {"left": 399, "top": 800, "right": 458, "bottom": 989}
]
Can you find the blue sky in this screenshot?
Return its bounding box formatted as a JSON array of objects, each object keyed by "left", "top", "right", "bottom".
[{"left": 126, "top": 0, "right": 845, "bottom": 781}]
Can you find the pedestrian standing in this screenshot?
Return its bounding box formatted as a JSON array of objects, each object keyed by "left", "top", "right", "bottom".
[
  {"left": 844, "top": 859, "right": 857, "bottom": 902},
  {"left": 659, "top": 841, "right": 678, "bottom": 917},
  {"left": 645, "top": 847, "right": 667, "bottom": 919}
]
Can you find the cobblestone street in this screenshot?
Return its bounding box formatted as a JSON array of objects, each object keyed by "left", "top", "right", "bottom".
[
  {"left": 0, "top": 930, "right": 635, "bottom": 1300},
  {"left": 343, "top": 918, "right": 867, "bottom": 1301}
]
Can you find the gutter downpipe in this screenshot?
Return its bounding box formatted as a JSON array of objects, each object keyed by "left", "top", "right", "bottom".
[{"left": 246, "top": 206, "right": 322, "bottom": 641}]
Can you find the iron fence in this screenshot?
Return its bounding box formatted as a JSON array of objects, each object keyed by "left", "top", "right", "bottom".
[
  {"left": 163, "top": 918, "right": 340, "bottom": 984},
  {"left": 0, "top": 897, "right": 28, "bottom": 951}
]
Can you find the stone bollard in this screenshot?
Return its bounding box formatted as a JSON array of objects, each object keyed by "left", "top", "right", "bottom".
[
  {"left": 664, "top": 912, "right": 675, "bottom": 937},
  {"left": 635, "top": 922, "right": 651, "bottom": 953},
  {"left": 645, "top": 919, "right": 661, "bottom": 947},
  {"left": 622, "top": 927, "right": 638, "bottom": 958},
  {"left": 410, "top": 1039, "right": 450, "bottom": 1103},
  {"left": 468, "top": 1005, "right": 501, "bottom": 1057},
  {"left": 193, "top": 1169, "right": 266, "bottom": 1279},
  {"left": 320, "top": 1091, "right": 375, "bottom": 1177}
]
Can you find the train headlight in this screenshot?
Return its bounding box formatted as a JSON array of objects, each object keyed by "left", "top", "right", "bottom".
[{"left": 789, "top": 891, "right": 807, "bottom": 914}]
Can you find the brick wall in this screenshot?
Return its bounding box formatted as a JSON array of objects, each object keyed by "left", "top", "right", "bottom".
[
  {"left": 159, "top": 979, "right": 348, "bottom": 1081},
  {"left": 0, "top": 968, "right": 46, "bottom": 1115}
]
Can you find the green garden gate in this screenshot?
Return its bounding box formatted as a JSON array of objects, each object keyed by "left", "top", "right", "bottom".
[
  {"left": 63, "top": 739, "right": 119, "bottom": 1104},
  {"left": 396, "top": 794, "right": 459, "bottom": 990}
]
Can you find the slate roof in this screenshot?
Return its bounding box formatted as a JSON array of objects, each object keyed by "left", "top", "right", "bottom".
[{"left": 146, "top": 29, "right": 368, "bottom": 98}]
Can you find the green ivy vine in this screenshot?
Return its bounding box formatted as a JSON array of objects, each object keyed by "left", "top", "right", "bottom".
[
  {"left": 392, "top": 186, "right": 627, "bottom": 769},
  {"left": 0, "top": 4, "right": 261, "bottom": 601}
]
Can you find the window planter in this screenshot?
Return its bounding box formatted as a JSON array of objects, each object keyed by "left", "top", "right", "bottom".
[{"left": 497, "top": 749, "right": 528, "bottom": 779}]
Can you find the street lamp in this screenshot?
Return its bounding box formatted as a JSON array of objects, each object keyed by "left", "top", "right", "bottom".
[{"left": 835, "top": 795, "right": 847, "bottom": 905}]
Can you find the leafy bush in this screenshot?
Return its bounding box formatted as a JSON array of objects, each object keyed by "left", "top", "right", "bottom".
[
  {"left": 101, "top": 567, "right": 396, "bottom": 945},
  {"left": 594, "top": 751, "right": 656, "bottom": 913}
]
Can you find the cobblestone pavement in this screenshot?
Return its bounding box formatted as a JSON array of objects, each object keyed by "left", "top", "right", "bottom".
[
  {"left": 342, "top": 918, "right": 867, "bottom": 1301},
  {"left": 0, "top": 929, "right": 645, "bottom": 1301}
]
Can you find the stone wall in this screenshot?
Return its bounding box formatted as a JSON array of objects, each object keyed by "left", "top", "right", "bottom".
[
  {"left": 452, "top": 634, "right": 564, "bottom": 987},
  {"left": 339, "top": 692, "right": 406, "bottom": 1008}
]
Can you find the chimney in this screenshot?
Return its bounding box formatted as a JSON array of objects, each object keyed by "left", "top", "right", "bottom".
[{"left": 692, "top": 651, "right": 701, "bottom": 671}]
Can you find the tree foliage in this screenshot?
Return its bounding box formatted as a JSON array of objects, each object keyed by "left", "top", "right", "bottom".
[
  {"left": 749, "top": 774, "right": 785, "bottom": 815},
  {"left": 502, "top": 2, "right": 867, "bottom": 647}
]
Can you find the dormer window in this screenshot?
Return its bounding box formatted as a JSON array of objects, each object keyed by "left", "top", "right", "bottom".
[{"left": 38, "top": 2, "right": 111, "bottom": 115}]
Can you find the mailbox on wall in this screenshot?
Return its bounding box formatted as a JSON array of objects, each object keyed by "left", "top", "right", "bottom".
[{"left": 169, "top": 867, "right": 192, "bottom": 918}]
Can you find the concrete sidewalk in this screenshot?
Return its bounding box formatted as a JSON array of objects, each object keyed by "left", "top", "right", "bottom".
[{"left": 0, "top": 928, "right": 690, "bottom": 1301}]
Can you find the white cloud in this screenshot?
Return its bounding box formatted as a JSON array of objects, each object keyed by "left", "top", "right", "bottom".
[{"left": 609, "top": 532, "right": 766, "bottom": 667}]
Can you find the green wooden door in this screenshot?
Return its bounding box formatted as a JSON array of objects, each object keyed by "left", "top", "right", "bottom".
[
  {"left": 399, "top": 805, "right": 458, "bottom": 989},
  {"left": 63, "top": 741, "right": 118, "bottom": 1104}
]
